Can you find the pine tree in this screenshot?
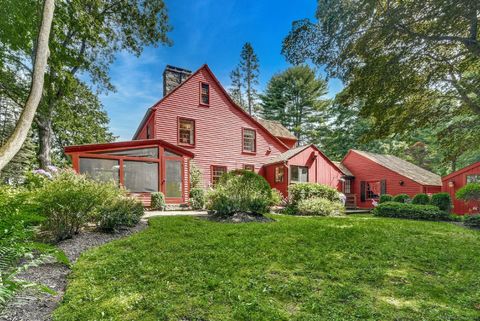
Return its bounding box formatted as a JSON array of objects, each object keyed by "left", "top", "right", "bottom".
[{"left": 230, "top": 43, "right": 260, "bottom": 115}]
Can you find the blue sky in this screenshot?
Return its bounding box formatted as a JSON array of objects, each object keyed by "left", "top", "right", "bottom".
[{"left": 100, "top": 0, "right": 343, "bottom": 140}]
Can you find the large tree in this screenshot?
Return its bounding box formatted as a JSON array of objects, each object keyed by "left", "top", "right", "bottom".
[
  {"left": 260, "top": 65, "right": 329, "bottom": 144},
  {"left": 1, "top": 0, "right": 171, "bottom": 168},
  {"left": 282, "top": 0, "right": 480, "bottom": 160},
  {"left": 231, "top": 43, "right": 260, "bottom": 115}
]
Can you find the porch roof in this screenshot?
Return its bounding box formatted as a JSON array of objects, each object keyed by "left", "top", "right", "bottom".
[{"left": 64, "top": 139, "right": 195, "bottom": 158}]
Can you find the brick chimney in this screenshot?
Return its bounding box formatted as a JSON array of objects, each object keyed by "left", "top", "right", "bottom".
[{"left": 163, "top": 65, "right": 192, "bottom": 96}]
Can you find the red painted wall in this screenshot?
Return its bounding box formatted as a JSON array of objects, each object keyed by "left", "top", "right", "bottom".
[
  {"left": 264, "top": 146, "right": 343, "bottom": 197},
  {"left": 136, "top": 113, "right": 155, "bottom": 140},
  {"left": 442, "top": 162, "right": 480, "bottom": 215},
  {"left": 342, "top": 150, "right": 434, "bottom": 208},
  {"left": 138, "top": 66, "right": 289, "bottom": 188}
]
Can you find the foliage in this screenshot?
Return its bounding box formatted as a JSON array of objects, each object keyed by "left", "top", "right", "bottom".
[
  {"left": 1, "top": 0, "right": 171, "bottom": 167},
  {"left": 464, "top": 215, "right": 480, "bottom": 228},
  {"left": 373, "top": 202, "right": 449, "bottom": 221},
  {"left": 206, "top": 170, "right": 274, "bottom": 216},
  {"left": 150, "top": 192, "right": 166, "bottom": 211},
  {"left": 456, "top": 183, "right": 480, "bottom": 206},
  {"left": 94, "top": 197, "right": 144, "bottom": 232},
  {"left": 412, "top": 194, "right": 430, "bottom": 205},
  {"left": 189, "top": 161, "right": 203, "bottom": 189},
  {"left": 270, "top": 188, "right": 284, "bottom": 207},
  {"left": 189, "top": 188, "right": 205, "bottom": 210},
  {"left": 31, "top": 170, "right": 126, "bottom": 242},
  {"left": 288, "top": 183, "right": 341, "bottom": 206},
  {"left": 392, "top": 194, "right": 410, "bottom": 203},
  {"left": 430, "top": 193, "right": 453, "bottom": 212},
  {"left": 379, "top": 194, "right": 393, "bottom": 204},
  {"left": 260, "top": 65, "right": 329, "bottom": 143},
  {"left": 54, "top": 215, "right": 480, "bottom": 320},
  {"left": 230, "top": 43, "right": 260, "bottom": 115},
  {"left": 282, "top": 1, "right": 480, "bottom": 167},
  {"left": 296, "top": 197, "right": 345, "bottom": 216}
]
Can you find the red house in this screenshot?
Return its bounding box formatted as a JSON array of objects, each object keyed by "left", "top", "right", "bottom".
[
  {"left": 65, "top": 64, "right": 346, "bottom": 206},
  {"left": 442, "top": 161, "right": 480, "bottom": 214},
  {"left": 341, "top": 150, "right": 442, "bottom": 208}
]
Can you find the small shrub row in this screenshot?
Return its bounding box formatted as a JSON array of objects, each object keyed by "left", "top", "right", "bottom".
[
  {"left": 412, "top": 193, "right": 430, "bottom": 205},
  {"left": 378, "top": 192, "right": 452, "bottom": 212},
  {"left": 464, "top": 215, "right": 480, "bottom": 228},
  {"left": 373, "top": 202, "right": 449, "bottom": 221},
  {"left": 296, "top": 197, "right": 345, "bottom": 216},
  {"left": 288, "top": 183, "right": 342, "bottom": 205}
]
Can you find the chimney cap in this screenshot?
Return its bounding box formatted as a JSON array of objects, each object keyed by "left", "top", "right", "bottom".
[{"left": 164, "top": 65, "right": 192, "bottom": 75}]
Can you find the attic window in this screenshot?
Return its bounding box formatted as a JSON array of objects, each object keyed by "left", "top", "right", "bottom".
[
  {"left": 242, "top": 128, "right": 256, "bottom": 153},
  {"left": 200, "top": 82, "right": 209, "bottom": 105},
  {"left": 146, "top": 125, "right": 151, "bottom": 139}
]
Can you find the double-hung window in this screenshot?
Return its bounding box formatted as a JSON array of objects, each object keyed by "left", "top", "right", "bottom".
[
  {"left": 200, "top": 83, "right": 209, "bottom": 105},
  {"left": 212, "top": 166, "right": 227, "bottom": 186},
  {"left": 243, "top": 128, "right": 256, "bottom": 153},
  {"left": 290, "top": 166, "right": 308, "bottom": 183},
  {"left": 178, "top": 118, "right": 195, "bottom": 146}
]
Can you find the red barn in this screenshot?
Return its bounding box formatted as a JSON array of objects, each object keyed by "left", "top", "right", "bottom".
[
  {"left": 442, "top": 161, "right": 480, "bottom": 215},
  {"left": 65, "top": 64, "right": 344, "bottom": 206},
  {"left": 341, "top": 150, "right": 442, "bottom": 209}
]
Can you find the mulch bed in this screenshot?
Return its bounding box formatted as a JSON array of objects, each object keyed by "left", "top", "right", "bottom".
[
  {"left": 206, "top": 212, "right": 275, "bottom": 223},
  {"left": 0, "top": 221, "right": 147, "bottom": 321}
]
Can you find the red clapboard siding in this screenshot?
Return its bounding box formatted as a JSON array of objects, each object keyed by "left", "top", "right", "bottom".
[
  {"left": 342, "top": 150, "right": 427, "bottom": 209},
  {"left": 138, "top": 65, "right": 289, "bottom": 188},
  {"left": 442, "top": 161, "right": 480, "bottom": 215}
]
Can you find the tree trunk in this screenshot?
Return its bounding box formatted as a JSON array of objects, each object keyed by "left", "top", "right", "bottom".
[
  {"left": 0, "top": 0, "right": 55, "bottom": 171},
  {"left": 37, "top": 118, "right": 53, "bottom": 168}
]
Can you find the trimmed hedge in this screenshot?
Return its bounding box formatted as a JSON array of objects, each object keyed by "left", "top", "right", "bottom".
[
  {"left": 464, "top": 215, "right": 480, "bottom": 228},
  {"left": 412, "top": 193, "right": 430, "bottom": 205},
  {"left": 379, "top": 194, "right": 393, "bottom": 203},
  {"left": 431, "top": 193, "right": 452, "bottom": 212},
  {"left": 288, "top": 183, "right": 341, "bottom": 205},
  {"left": 297, "top": 197, "right": 345, "bottom": 216},
  {"left": 373, "top": 202, "right": 449, "bottom": 221},
  {"left": 392, "top": 194, "right": 410, "bottom": 203}
]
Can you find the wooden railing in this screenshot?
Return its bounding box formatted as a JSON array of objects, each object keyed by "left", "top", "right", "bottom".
[{"left": 345, "top": 194, "right": 357, "bottom": 209}]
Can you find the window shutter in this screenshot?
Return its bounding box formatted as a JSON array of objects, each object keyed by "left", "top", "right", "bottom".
[
  {"left": 380, "top": 179, "right": 387, "bottom": 195},
  {"left": 360, "top": 181, "right": 366, "bottom": 202}
]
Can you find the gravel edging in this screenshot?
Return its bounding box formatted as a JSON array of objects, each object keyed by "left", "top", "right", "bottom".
[{"left": 0, "top": 220, "right": 148, "bottom": 321}]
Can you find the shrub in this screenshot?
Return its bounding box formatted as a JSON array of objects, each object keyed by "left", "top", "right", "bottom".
[
  {"left": 95, "top": 197, "right": 144, "bottom": 232},
  {"left": 270, "top": 188, "right": 284, "bottom": 206},
  {"left": 150, "top": 192, "right": 166, "bottom": 211},
  {"left": 288, "top": 183, "right": 341, "bottom": 205},
  {"left": 456, "top": 183, "right": 480, "bottom": 211},
  {"left": 190, "top": 162, "right": 203, "bottom": 189},
  {"left": 190, "top": 188, "right": 205, "bottom": 210},
  {"left": 31, "top": 170, "right": 126, "bottom": 242},
  {"left": 206, "top": 170, "right": 275, "bottom": 216},
  {"left": 392, "top": 194, "right": 410, "bottom": 203},
  {"left": 373, "top": 202, "right": 449, "bottom": 221},
  {"left": 430, "top": 192, "right": 452, "bottom": 212},
  {"left": 464, "top": 214, "right": 480, "bottom": 228},
  {"left": 379, "top": 194, "right": 393, "bottom": 203},
  {"left": 412, "top": 193, "right": 430, "bottom": 205},
  {"left": 297, "top": 197, "right": 345, "bottom": 216}
]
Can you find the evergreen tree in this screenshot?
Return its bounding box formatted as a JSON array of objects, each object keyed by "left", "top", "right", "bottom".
[
  {"left": 230, "top": 43, "right": 260, "bottom": 115},
  {"left": 260, "top": 65, "right": 329, "bottom": 144}
]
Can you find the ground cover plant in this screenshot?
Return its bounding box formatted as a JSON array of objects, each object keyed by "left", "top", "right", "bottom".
[{"left": 54, "top": 215, "right": 480, "bottom": 321}]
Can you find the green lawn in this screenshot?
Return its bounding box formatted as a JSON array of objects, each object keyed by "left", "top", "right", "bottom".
[{"left": 54, "top": 215, "right": 480, "bottom": 321}]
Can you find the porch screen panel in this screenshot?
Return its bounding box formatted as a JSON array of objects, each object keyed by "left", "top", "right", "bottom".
[
  {"left": 166, "top": 159, "right": 182, "bottom": 198},
  {"left": 79, "top": 158, "right": 119, "bottom": 184},
  {"left": 123, "top": 161, "right": 158, "bottom": 192}
]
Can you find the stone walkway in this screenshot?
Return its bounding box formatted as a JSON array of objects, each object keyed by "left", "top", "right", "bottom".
[{"left": 143, "top": 210, "right": 208, "bottom": 219}]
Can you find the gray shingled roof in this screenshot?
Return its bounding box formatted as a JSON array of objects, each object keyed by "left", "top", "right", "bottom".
[
  {"left": 255, "top": 118, "right": 297, "bottom": 139},
  {"left": 352, "top": 150, "right": 442, "bottom": 186},
  {"left": 333, "top": 161, "right": 354, "bottom": 177},
  {"left": 264, "top": 145, "right": 312, "bottom": 166}
]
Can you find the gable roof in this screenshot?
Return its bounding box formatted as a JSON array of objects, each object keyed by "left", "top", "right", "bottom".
[
  {"left": 255, "top": 118, "right": 297, "bottom": 140},
  {"left": 333, "top": 161, "right": 354, "bottom": 177},
  {"left": 349, "top": 150, "right": 442, "bottom": 186},
  {"left": 442, "top": 161, "right": 480, "bottom": 181},
  {"left": 132, "top": 64, "right": 290, "bottom": 151}
]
